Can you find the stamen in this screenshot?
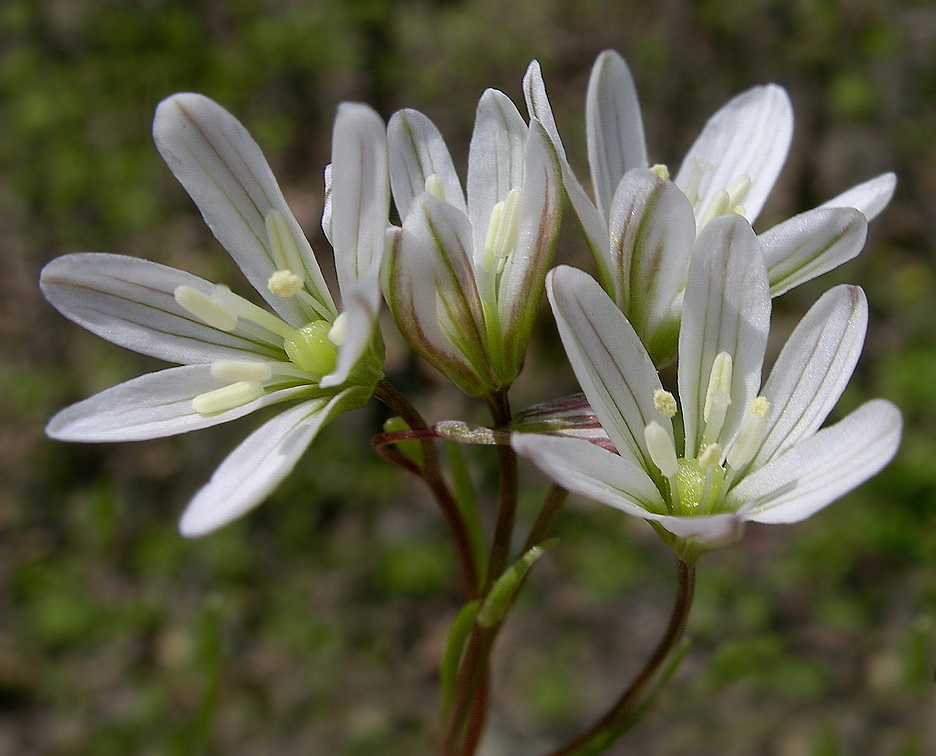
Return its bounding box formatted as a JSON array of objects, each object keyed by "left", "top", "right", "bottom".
[
  {"left": 192, "top": 381, "right": 264, "bottom": 415},
  {"left": 681, "top": 157, "right": 714, "bottom": 205},
  {"left": 328, "top": 312, "right": 347, "bottom": 347},
  {"left": 699, "top": 189, "right": 731, "bottom": 228},
  {"left": 644, "top": 421, "right": 678, "bottom": 478},
  {"left": 700, "top": 465, "right": 716, "bottom": 514},
  {"left": 174, "top": 285, "right": 238, "bottom": 332},
  {"left": 726, "top": 397, "right": 770, "bottom": 470},
  {"left": 697, "top": 443, "right": 722, "bottom": 469},
  {"left": 265, "top": 209, "right": 307, "bottom": 277},
  {"left": 267, "top": 269, "right": 304, "bottom": 298},
  {"left": 210, "top": 360, "right": 274, "bottom": 382},
  {"left": 424, "top": 173, "right": 446, "bottom": 201},
  {"left": 650, "top": 164, "right": 670, "bottom": 181},
  {"left": 726, "top": 175, "right": 751, "bottom": 210},
  {"left": 482, "top": 187, "right": 523, "bottom": 272},
  {"left": 749, "top": 396, "right": 770, "bottom": 417},
  {"left": 210, "top": 286, "right": 297, "bottom": 341},
  {"left": 702, "top": 352, "right": 733, "bottom": 447},
  {"left": 653, "top": 389, "right": 677, "bottom": 418}
]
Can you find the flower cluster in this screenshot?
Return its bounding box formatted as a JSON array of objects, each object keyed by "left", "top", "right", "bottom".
[{"left": 42, "top": 51, "right": 900, "bottom": 554}]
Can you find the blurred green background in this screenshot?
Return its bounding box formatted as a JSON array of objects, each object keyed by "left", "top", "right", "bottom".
[{"left": 1, "top": 0, "right": 934, "bottom": 754}]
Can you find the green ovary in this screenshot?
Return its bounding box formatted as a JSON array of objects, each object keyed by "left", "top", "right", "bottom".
[
  {"left": 673, "top": 458, "right": 725, "bottom": 515},
  {"left": 284, "top": 320, "right": 337, "bottom": 376}
]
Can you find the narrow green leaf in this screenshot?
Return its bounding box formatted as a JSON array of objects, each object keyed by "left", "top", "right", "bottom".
[
  {"left": 440, "top": 599, "right": 480, "bottom": 718},
  {"left": 477, "top": 538, "right": 558, "bottom": 629}
]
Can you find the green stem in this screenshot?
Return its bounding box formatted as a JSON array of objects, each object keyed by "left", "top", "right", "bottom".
[
  {"left": 373, "top": 379, "right": 480, "bottom": 598},
  {"left": 443, "top": 388, "right": 520, "bottom": 756},
  {"left": 483, "top": 389, "right": 518, "bottom": 590},
  {"left": 522, "top": 484, "right": 568, "bottom": 553},
  {"left": 545, "top": 559, "right": 696, "bottom": 756}
]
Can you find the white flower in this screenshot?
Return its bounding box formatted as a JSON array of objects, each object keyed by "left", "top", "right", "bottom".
[
  {"left": 41, "top": 94, "right": 389, "bottom": 536},
  {"left": 383, "top": 86, "right": 561, "bottom": 396},
  {"left": 523, "top": 51, "right": 896, "bottom": 364},
  {"left": 513, "top": 214, "right": 901, "bottom": 562}
]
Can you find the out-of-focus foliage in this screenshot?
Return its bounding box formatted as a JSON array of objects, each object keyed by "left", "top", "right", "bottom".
[{"left": 1, "top": 0, "right": 934, "bottom": 754}]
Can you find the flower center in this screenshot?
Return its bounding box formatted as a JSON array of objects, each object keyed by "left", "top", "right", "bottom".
[
  {"left": 642, "top": 352, "right": 770, "bottom": 515},
  {"left": 680, "top": 158, "right": 752, "bottom": 227},
  {"left": 174, "top": 285, "right": 341, "bottom": 415}
]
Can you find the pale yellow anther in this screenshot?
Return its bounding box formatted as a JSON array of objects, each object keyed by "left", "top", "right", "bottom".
[
  {"left": 653, "top": 389, "right": 678, "bottom": 418},
  {"left": 210, "top": 360, "right": 274, "bottom": 383},
  {"left": 702, "top": 352, "right": 733, "bottom": 447},
  {"left": 726, "top": 175, "right": 752, "bottom": 207},
  {"left": 424, "top": 173, "right": 446, "bottom": 201},
  {"left": 328, "top": 312, "right": 347, "bottom": 347},
  {"left": 482, "top": 187, "right": 523, "bottom": 272},
  {"left": 267, "top": 269, "right": 304, "bottom": 298},
  {"left": 192, "top": 381, "right": 264, "bottom": 415},
  {"left": 175, "top": 285, "right": 238, "bottom": 332},
  {"left": 748, "top": 396, "right": 770, "bottom": 417},
  {"left": 644, "top": 421, "right": 678, "bottom": 478},
  {"left": 726, "top": 410, "right": 767, "bottom": 470},
  {"left": 650, "top": 164, "right": 670, "bottom": 181},
  {"left": 265, "top": 209, "right": 306, "bottom": 276},
  {"left": 699, "top": 189, "right": 732, "bottom": 228},
  {"left": 697, "top": 443, "right": 722, "bottom": 468}
]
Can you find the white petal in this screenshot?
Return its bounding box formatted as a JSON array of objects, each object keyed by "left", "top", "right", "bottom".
[
  {"left": 322, "top": 163, "right": 334, "bottom": 245},
  {"left": 46, "top": 364, "right": 307, "bottom": 442},
  {"left": 546, "top": 266, "right": 668, "bottom": 470},
  {"left": 512, "top": 433, "right": 665, "bottom": 514},
  {"left": 648, "top": 511, "right": 746, "bottom": 544},
  {"left": 521, "top": 61, "right": 567, "bottom": 162},
  {"left": 383, "top": 200, "right": 492, "bottom": 395},
  {"left": 675, "top": 84, "right": 793, "bottom": 224},
  {"left": 330, "top": 102, "right": 390, "bottom": 292},
  {"left": 523, "top": 60, "right": 609, "bottom": 259},
  {"left": 320, "top": 273, "right": 382, "bottom": 389},
  {"left": 512, "top": 433, "right": 743, "bottom": 544},
  {"left": 586, "top": 50, "right": 648, "bottom": 222},
  {"left": 757, "top": 285, "right": 867, "bottom": 466},
  {"left": 818, "top": 172, "right": 896, "bottom": 221},
  {"left": 40, "top": 253, "right": 283, "bottom": 364},
  {"left": 606, "top": 168, "right": 695, "bottom": 362},
  {"left": 153, "top": 93, "right": 334, "bottom": 324},
  {"left": 179, "top": 389, "right": 366, "bottom": 536},
  {"left": 761, "top": 207, "right": 868, "bottom": 296},
  {"left": 467, "top": 88, "right": 528, "bottom": 259},
  {"left": 678, "top": 215, "right": 770, "bottom": 454},
  {"left": 733, "top": 399, "right": 902, "bottom": 524},
  {"left": 387, "top": 109, "right": 466, "bottom": 221},
  {"left": 496, "top": 120, "right": 562, "bottom": 372}
]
